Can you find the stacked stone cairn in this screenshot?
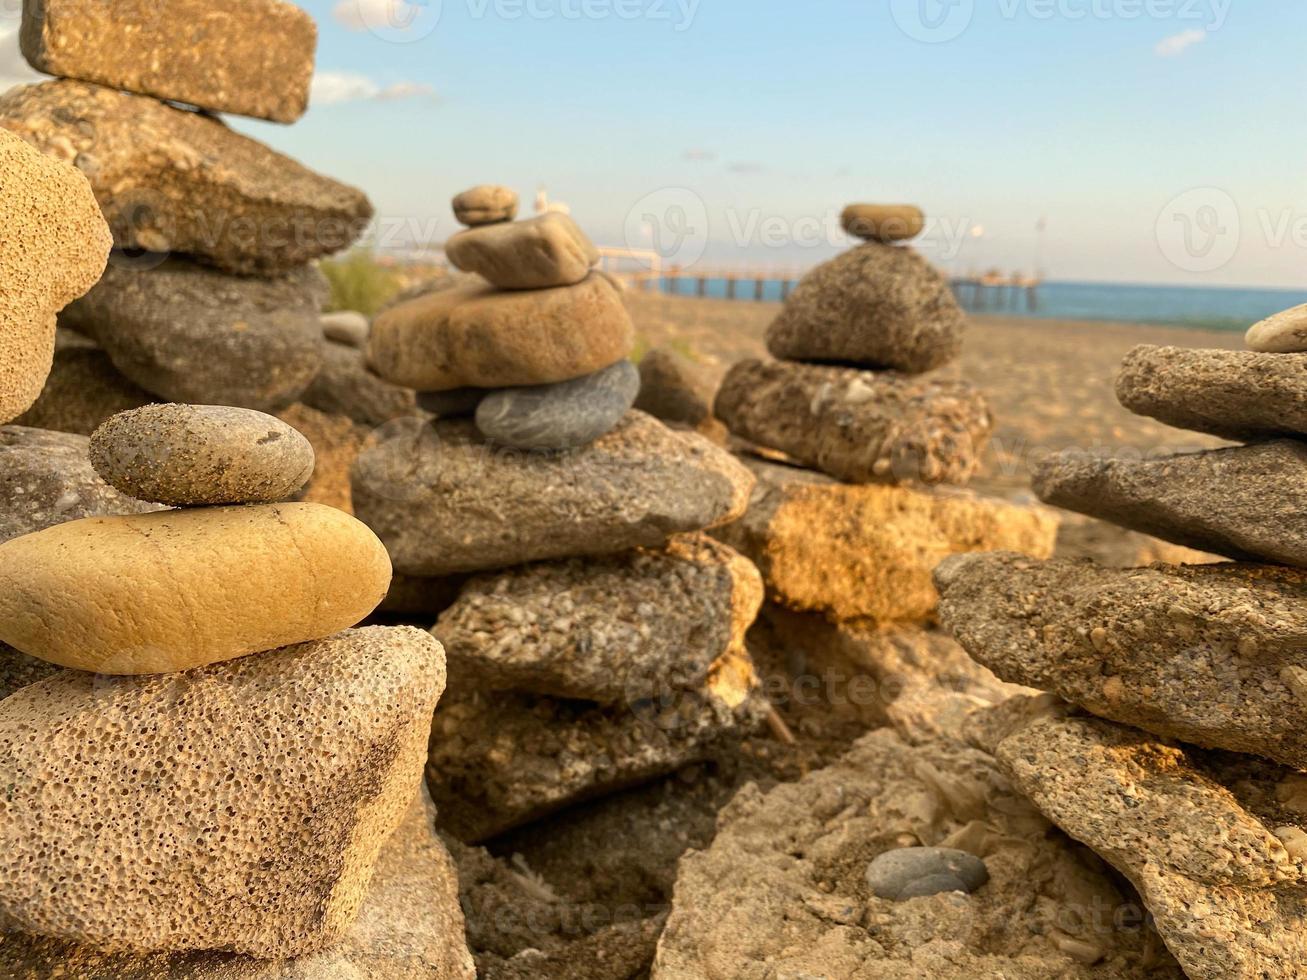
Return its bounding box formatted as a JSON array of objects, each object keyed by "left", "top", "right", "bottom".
[
  {"left": 355, "top": 187, "right": 767, "bottom": 842},
  {"left": 711, "top": 202, "right": 1060, "bottom": 732},
  {"left": 0, "top": 2, "right": 477, "bottom": 974},
  {"left": 927, "top": 308, "right": 1307, "bottom": 978},
  {"left": 0, "top": 0, "right": 409, "bottom": 514}
]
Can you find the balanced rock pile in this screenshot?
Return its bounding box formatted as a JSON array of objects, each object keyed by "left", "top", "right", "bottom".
[
  {"left": 932, "top": 312, "right": 1307, "bottom": 978},
  {"left": 0, "top": 403, "right": 474, "bottom": 975},
  {"left": 712, "top": 203, "right": 1059, "bottom": 730},
  {"left": 353, "top": 187, "right": 767, "bottom": 841},
  {"left": 1, "top": 0, "right": 389, "bottom": 509}
]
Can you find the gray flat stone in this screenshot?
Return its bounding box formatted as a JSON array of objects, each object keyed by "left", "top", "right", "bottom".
[
  {"left": 1116, "top": 345, "right": 1307, "bottom": 441},
  {"left": 475, "top": 359, "right": 639, "bottom": 450},
  {"left": 1034, "top": 441, "right": 1307, "bottom": 567},
  {"left": 865, "top": 847, "right": 989, "bottom": 900}
]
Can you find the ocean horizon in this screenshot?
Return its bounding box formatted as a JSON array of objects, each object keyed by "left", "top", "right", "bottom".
[{"left": 649, "top": 275, "right": 1307, "bottom": 333}]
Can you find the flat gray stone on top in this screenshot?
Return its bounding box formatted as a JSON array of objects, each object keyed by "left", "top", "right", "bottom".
[{"left": 474, "top": 359, "right": 639, "bottom": 450}]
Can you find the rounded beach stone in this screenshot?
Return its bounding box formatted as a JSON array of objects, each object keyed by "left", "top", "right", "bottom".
[
  {"left": 0, "top": 128, "right": 111, "bottom": 423},
  {"left": 321, "top": 310, "right": 370, "bottom": 348},
  {"left": 0, "top": 503, "right": 392, "bottom": 674},
  {"left": 865, "top": 847, "right": 989, "bottom": 900},
  {"left": 634, "top": 347, "right": 715, "bottom": 426},
  {"left": 841, "top": 203, "right": 925, "bottom": 243},
  {"left": 445, "top": 212, "right": 599, "bottom": 290},
  {"left": 89, "top": 404, "right": 316, "bottom": 506},
  {"left": 475, "top": 359, "right": 640, "bottom": 450},
  {"left": 452, "top": 184, "right": 518, "bottom": 226},
  {"left": 1247, "top": 304, "right": 1307, "bottom": 353}
]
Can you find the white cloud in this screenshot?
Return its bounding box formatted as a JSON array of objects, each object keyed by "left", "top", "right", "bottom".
[
  {"left": 1155, "top": 28, "right": 1207, "bottom": 58},
  {"left": 683, "top": 148, "right": 716, "bottom": 162},
  {"left": 310, "top": 70, "right": 438, "bottom": 106},
  {"left": 332, "top": 0, "right": 424, "bottom": 32},
  {"left": 0, "top": 23, "right": 44, "bottom": 93}
]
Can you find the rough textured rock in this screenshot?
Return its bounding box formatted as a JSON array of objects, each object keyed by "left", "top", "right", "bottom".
[
  {"left": 938, "top": 551, "right": 1307, "bottom": 772},
  {"left": 635, "top": 347, "right": 715, "bottom": 426},
  {"left": 714, "top": 457, "right": 1058, "bottom": 622},
  {"left": 0, "top": 425, "right": 161, "bottom": 544},
  {"left": 0, "top": 643, "right": 60, "bottom": 702},
  {"left": 1116, "top": 344, "right": 1307, "bottom": 440},
  {"left": 0, "top": 627, "right": 444, "bottom": 957},
  {"left": 765, "top": 242, "right": 965, "bottom": 373},
  {"left": 352, "top": 412, "right": 754, "bottom": 576},
  {"left": 840, "top": 203, "right": 925, "bottom": 243},
  {"left": 754, "top": 606, "right": 1028, "bottom": 729},
  {"left": 452, "top": 185, "right": 518, "bottom": 227},
  {"left": 0, "top": 80, "right": 372, "bottom": 274},
  {"left": 276, "top": 403, "right": 369, "bottom": 515},
  {"left": 978, "top": 697, "right": 1307, "bottom": 980},
  {"left": 19, "top": 0, "right": 317, "bottom": 123},
  {"left": 435, "top": 534, "right": 762, "bottom": 703},
  {"left": 90, "top": 404, "right": 315, "bottom": 506},
  {"left": 1034, "top": 441, "right": 1307, "bottom": 567},
  {"left": 1247, "top": 306, "right": 1307, "bottom": 354},
  {"left": 427, "top": 656, "right": 764, "bottom": 842},
  {"left": 64, "top": 256, "right": 327, "bottom": 411},
  {"left": 12, "top": 343, "right": 154, "bottom": 434},
  {"left": 475, "top": 359, "right": 639, "bottom": 450},
  {"left": 0, "top": 127, "right": 111, "bottom": 423},
  {"left": 446, "top": 213, "right": 599, "bottom": 290},
  {"left": 320, "top": 310, "right": 370, "bottom": 348},
  {"left": 367, "top": 274, "right": 634, "bottom": 391},
  {"left": 0, "top": 786, "right": 476, "bottom": 978},
  {"left": 0, "top": 503, "right": 391, "bottom": 674},
  {"left": 715, "top": 359, "right": 993, "bottom": 485},
  {"left": 303, "top": 340, "right": 420, "bottom": 427},
  {"left": 652, "top": 726, "right": 1181, "bottom": 979}
]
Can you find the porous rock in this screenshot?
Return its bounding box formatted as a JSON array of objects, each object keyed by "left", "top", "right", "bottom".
[
  {"left": 1034, "top": 441, "right": 1307, "bottom": 567},
  {"left": 765, "top": 242, "right": 965, "bottom": 373},
  {"left": 367, "top": 274, "right": 633, "bottom": 391},
  {"left": 937, "top": 551, "right": 1307, "bottom": 771},
  {"left": 0, "top": 627, "right": 446, "bottom": 957},
  {"left": 351, "top": 412, "right": 754, "bottom": 576},
  {"left": 12, "top": 343, "right": 153, "bottom": 435},
  {"left": 445, "top": 213, "right": 599, "bottom": 290},
  {"left": 979, "top": 697, "right": 1307, "bottom": 980},
  {"left": 452, "top": 185, "right": 518, "bottom": 227},
  {"left": 652, "top": 726, "right": 1181, "bottom": 979},
  {"left": 1116, "top": 344, "right": 1307, "bottom": 441},
  {"left": 0, "top": 503, "right": 392, "bottom": 674},
  {"left": 0, "top": 127, "right": 111, "bottom": 423},
  {"left": 0, "top": 425, "right": 161, "bottom": 544},
  {"left": 0, "top": 786, "right": 476, "bottom": 978},
  {"left": 63, "top": 256, "right": 326, "bottom": 412},
  {"left": 715, "top": 359, "right": 993, "bottom": 485},
  {"left": 435, "top": 534, "right": 762, "bottom": 703},
  {"left": 714, "top": 457, "right": 1058, "bottom": 623},
  {"left": 474, "top": 359, "right": 639, "bottom": 450},
  {"left": 19, "top": 0, "right": 317, "bottom": 123},
  {"left": 427, "top": 652, "right": 764, "bottom": 842},
  {"left": 0, "top": 80, "right": 372, "bottom": 274},
  {"left": 90, "top": 404, "right": 315, "bottom": 506}
]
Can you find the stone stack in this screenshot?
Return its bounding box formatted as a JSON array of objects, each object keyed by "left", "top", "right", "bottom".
[
  {"left": 355, "top": 188, "right": 767, "bottom": 842},
  {"left": 0, "top": 403, "right": 472, "bottom": 973},
  {"left": 0, "top": 1, "right": 386, "bottom": 510},
  {"left": 711, "top": 204, "right": 1059, "bottom": 731},
  {"left": 934, "top": 318, "right": 1307, "bottom": 978}
]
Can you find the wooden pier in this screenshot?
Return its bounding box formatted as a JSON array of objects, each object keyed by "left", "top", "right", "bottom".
[{"left": 949, "top": 273, "right": 1042, "bottom": 312}]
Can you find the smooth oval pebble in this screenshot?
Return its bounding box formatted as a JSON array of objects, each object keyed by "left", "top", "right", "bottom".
[
  {"left": 865, "top": 847, "right": 989, "bottom": 901},
  {"left": 452, "top": 184, "right": 518, "bottom": 227},
  {"left": 841, "top": 203, "right": 925, "bottom": 243},
  {"left": 475, "top": 359, "right": 640, "bottom": 450},
  {"left": 0, "top": 503, "right": 392, "bottom": 674},
  {"left": 89, "top": 403, "right": 315, "bottom": 506},
  {"left": 1247, "top": 304, "right": 1307, "bottom": 353},
  {"left": 320, "top": 310, "right": 370, "bottom": 348}
]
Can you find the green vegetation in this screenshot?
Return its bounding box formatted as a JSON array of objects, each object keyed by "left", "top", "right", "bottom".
[{"left": 320, "top": 250, "right": 400, "bottom": 316}]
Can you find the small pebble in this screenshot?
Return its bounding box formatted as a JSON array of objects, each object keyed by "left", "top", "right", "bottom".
[
  {"left": 865, "top": 846, "right": 989, "bottom": 901},
  {"left": 320, "top": 310, "right": 369, "bottom": 348},
  {"left": 1247, "top": 304, "right": 1307, "bottom": 354},
  {"left": 840, "top": 203, "right": 925, "bottom": 243},
  {"left": 452, "top": 184, "right": 518, "bottom": 227}
]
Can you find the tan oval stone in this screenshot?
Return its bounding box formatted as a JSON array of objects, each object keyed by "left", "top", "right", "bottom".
[
  {"left": 367, "top": 273, "right": 634, "bottom": 391},
  {"left": 446, "top": 213, "right": 599, "bottom": 290},
  {"left": 451, "top": 184, "right": 518, "bottom": 226},
  {"left": 841, "top": 203, "right": 925, "bottom": 242},
  {"left": 0, "top": 503, "right": 392, "bottom": 674},
  {"left": 1247, "top": 304, "right": 1307, "bottom": 353}
]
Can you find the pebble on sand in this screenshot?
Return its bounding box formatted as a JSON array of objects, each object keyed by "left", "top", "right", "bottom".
[{"left": 1247, "top": 303, "right": 1307, "bottom": 353}]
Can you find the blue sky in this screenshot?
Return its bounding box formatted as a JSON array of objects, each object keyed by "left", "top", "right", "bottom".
[{"left": 8, "top": 1, "right": 1307, "bottom": 286}]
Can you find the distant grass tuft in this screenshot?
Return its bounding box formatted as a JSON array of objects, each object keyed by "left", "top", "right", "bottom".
[{"left": 320, "top": 251, "right": 400, "bottom": 316}]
